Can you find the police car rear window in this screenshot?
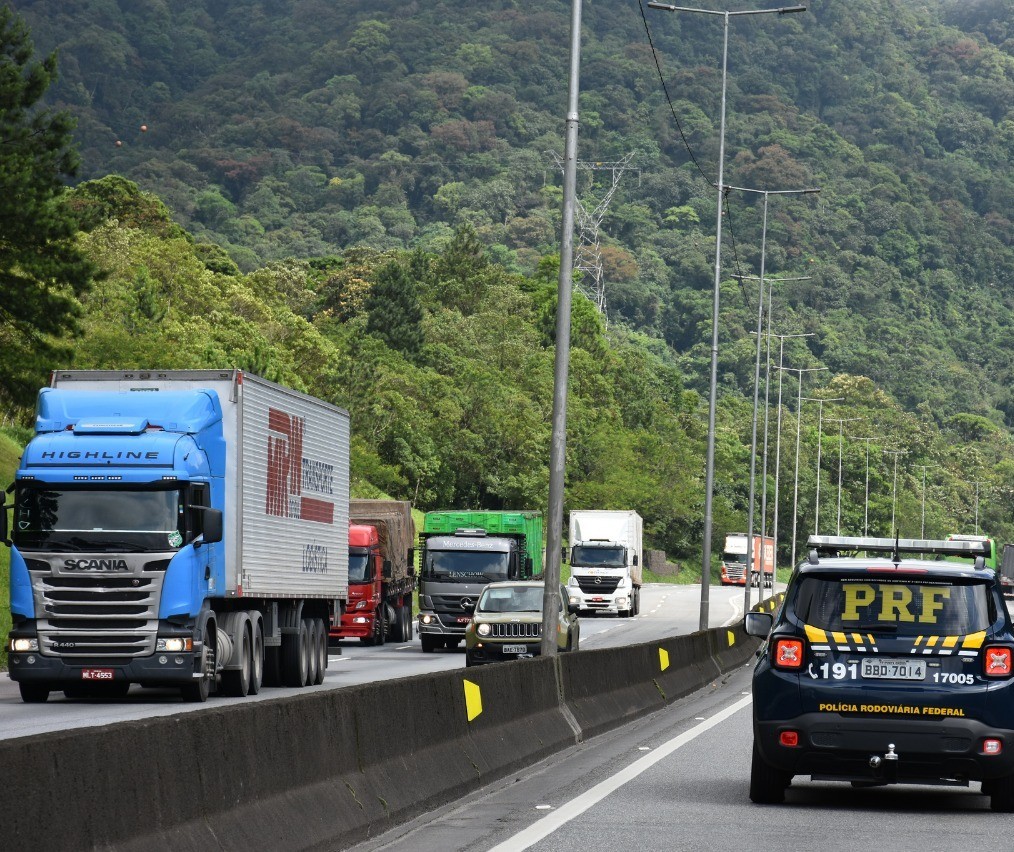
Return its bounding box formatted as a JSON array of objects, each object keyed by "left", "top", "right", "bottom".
[{"left": 793, "top": 577, "right": 991, "bottom": 636}]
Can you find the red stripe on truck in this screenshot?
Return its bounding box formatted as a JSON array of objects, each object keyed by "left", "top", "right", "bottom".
[{"left": 301, "top": 496, "right": 334, "bottom": 524}]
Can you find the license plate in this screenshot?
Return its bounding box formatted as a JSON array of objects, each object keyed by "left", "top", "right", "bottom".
[
  {"left": 81, "top": 668, "right": 115, "bottom": 681},
  {"left": 861, "top": 658, "right": 926, "bottom": 681},
  {"left": 503, "top": 645, "right": 529, "bottom": 654},
  {"left": 456, "top": 617, "right": 471, "bottom": 624}
]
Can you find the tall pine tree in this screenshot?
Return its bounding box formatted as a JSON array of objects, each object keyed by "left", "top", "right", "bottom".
[
  {"left": 364, "top": 260, "right": 424, "bottom": 360},
  {"left": 0, "top": 7, "right": 94, "bottom": 412}
]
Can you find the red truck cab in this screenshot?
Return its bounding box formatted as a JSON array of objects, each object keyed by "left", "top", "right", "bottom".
[{"left": 336, "top": 524, "right": 384, "bottom": 642}]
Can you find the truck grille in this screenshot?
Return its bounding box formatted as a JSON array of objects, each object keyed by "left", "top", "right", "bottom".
[
  {"left": 489, "top": 622, "right": 541, "bottom": 638},
  {"left": 34, "top": 570, "right": 165, "bottom": 658},
  {"left": 724, "top": 565, "right": 746, "bottom": 580},
  {"left": 575, "top": 576, "right": 620, "bottom": 594}
]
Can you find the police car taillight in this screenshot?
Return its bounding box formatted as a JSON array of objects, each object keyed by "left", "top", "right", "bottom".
[
  {"left": 773, "top": 638, "right": 804, "bottom": 670},
  {"left": 984, "top": 646, "right": 1013, "bottom": 677}
]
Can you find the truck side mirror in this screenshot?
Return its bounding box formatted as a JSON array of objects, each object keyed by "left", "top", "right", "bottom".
[
  {"left": 382, "top": 558, "right": 392, "bottom": 580},
  {"left": 633, "top": 553, "right": 638, "bottom": 566},
  {"left": 196, "top": 507, "right": 223, "bottom": 546}
]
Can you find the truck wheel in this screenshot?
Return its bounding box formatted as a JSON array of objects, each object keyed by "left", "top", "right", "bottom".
[
  {"left": 313, "top": 619, "right": 327, "bottom": 685},
  {"left": 303, "top": 618, "right": 319, "bottom": 687},
  {"left": 181, "top": 634, "right": 215, "bottom": 703},
  {"left": 248, "top": 618, "right": 264, "bottom": 695},
  {"left": 749, "top": 739, "right": 790, "bottom": 804},
  {"left": 281, "top": 620, "right": 309, "bottom": 687},
  {"left": 19, "top": 683, "right": 51, "bottom": 703},
  {"left": 404, "top": 606, "right": 414, "bottom": 641},
  {"left": 421, "top": 634, "right": 438, "bottom": 653},
  {"left": 221, "top": 621, "right": 252, "bottom": 697}
]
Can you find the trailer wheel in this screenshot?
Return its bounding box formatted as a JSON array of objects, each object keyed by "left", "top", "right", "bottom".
[
  {"left": 248, "top": 617, "right": 264, "bottom": 695},
  {"left": 282, "top": 620, "right": 309, "bottom": 687},
  {"left": 404, "top": 605, "right": 414, "bottom": 641},
  {"left": 313, "top": 619, "right": 327, "bottom": 685},
  {"left": 19, "top": 683, "right": 51, "bottom": 703},
  {"left": 304, "top": 618, "right": 319, "bottom": 687}
]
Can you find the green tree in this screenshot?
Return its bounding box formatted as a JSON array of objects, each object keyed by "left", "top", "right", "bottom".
[
  {"left": 365, "top": 260, "right": 424, "bottom": 359},
  {"left": 0, "top": 7, "right": 95, "bottom": 409}
]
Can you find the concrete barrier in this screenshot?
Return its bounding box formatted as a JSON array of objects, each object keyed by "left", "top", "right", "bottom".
[{"left": 2, "top": 620, "right": 764, "bottom": 851}]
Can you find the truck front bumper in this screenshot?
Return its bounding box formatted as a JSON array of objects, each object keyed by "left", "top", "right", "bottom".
[
  {"left": 417, "top": 610, "right": 471, "bottom": 637},
  {"left": 568, "top": 591, "right": 630, "bottom": 615},
  {"left": 7, "top": 649, "right": 201, "bottom": 686},
  {"left": 332, "top": 612, "right": 374, "bottom": 639}
]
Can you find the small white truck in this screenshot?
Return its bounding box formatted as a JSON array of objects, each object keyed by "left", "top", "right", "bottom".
[{"left": 566, "top": 510, "right": 643, "bottom": 617}]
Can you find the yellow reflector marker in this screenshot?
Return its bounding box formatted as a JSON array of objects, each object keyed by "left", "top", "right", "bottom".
[
  {"left": 943, "top": 635, "right": 959, "bottom": 648},
  {"left": 805, "top": 625, "right": 828, "bottom": 643},
  {"left": 831, "top": 632, "right": 847, "bottom": 646},
  {"left": 727, "top": 630, "right": 735, "bottom": 646},
  {"left": 659, "top": 648, "right": 670, "bottom": 671},
  {"left": 463, "top": 679, "right": 483, "bottom": 722},
  {"left": 963, "top": 631, "right": 986, "bottom": 649}
]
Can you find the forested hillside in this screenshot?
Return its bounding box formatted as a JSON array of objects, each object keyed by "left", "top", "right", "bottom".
[{"left": 3, "top": 0, "right": 1014, "bottom": 565}]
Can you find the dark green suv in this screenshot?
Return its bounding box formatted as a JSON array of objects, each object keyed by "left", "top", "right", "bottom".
[{"left": 746, "top": 535, "right": 1014, "bottom": 810}]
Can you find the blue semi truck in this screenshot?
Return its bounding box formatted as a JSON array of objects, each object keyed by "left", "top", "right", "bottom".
[{"left": 2, "top": 370, "right": 349, "bottom": 703}]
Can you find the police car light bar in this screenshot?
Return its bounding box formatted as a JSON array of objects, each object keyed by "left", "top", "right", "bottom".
[{"left": 807, "top": 535, "right": 991, "bottom": 558}]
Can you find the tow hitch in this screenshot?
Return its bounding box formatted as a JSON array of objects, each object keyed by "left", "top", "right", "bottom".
[{"left": 869, "top": 744, "right": 899, "bottom": 781}]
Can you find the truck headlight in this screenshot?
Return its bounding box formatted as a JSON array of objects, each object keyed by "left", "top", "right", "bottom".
[
  {"left": 615, "top": 596, "right": 628, "bottom": 606},
  {"left": 156, "top": 638, "right": 193, "bottom": 652},
  {"left": 569, "top": 596, "right": 580, "bottom": 606},
  {"left": 11, "top": 638, "right": 38, "bottom": 652},
  {"left": 420, "top": 614, "right": 435, "bottom": 625},
  {"left": 477, "top": 623, "right": 491, "bottom": 636}
]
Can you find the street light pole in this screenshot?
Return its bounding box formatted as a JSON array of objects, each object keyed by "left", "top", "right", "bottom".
[
  {"left": 916, "top": 464, "right": 938, "bottom": 539},
  {"left": 883, "top": 449, "right": 907, "bottom": 534},
  {"left": 728, "top": 186, "right": 819, "bottom": 613},
  {"left": 541, "top": 0, "right": 583, "bottom": 655},
  {"left": 778, "top": 365, "right": 827, "bottom": 567},
  {"left": 648, "top": 2, "right": 807, "bottom": 631},
  {"left": 849, "top": 434, "right": 887, "bottom": 536},
  {"left": 823, "top": 416, "right": 862, "bottom": 535},
  {"left": 799, "top": 396, "right": 843, "bottom": 534}
]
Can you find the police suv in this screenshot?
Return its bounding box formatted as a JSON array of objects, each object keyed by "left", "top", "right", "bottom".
[{"left": 746, "top": 535, "right": 1014, "bottom": 810}]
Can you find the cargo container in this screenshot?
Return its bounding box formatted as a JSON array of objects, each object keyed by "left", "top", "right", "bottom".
[{"left": 2, "top": 370, "right": 349, "bottom": 703}]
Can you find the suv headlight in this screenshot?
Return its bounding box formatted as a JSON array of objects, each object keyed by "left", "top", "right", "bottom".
[{"left": 477, "top": 623, "right": 491, "bottom": 636}]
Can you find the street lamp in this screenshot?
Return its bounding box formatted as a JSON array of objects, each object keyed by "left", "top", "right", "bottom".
[
  {"left": 799, "top": 396, "right": 843, "bottom": 534},
  {"left": 849, "top": 434, "right": 888, "bottom": 536},
  {"left": 541, "top": 0, "right": 583, "bottom": 655},
  {"left": 777, "top": 365, "right": 827, "bottom": 567},
  {"left": 916, "top": 466, "right": 936, "bottom": 539},
  {"left": 823, "top": 416, "right": 862, "bottom": 535},
  {"left": 883, "top": 449, "right": 907, "bottom": 534},
  {"left": 648, "top": 1, "right": 807, "bottom": 631},
  {"left": 728, "top": 186, "right": 819, "bottom": 612}
]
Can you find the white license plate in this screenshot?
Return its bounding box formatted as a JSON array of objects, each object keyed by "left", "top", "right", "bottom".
[
  {"left": 503, "top": 645, "right": 529, "bottom": 654},
  {"left": 861, "top": 658, "right": 926, "bottom": 681},
  {"left": 81, "top": 668, "right": 115, "bottom": 681}
]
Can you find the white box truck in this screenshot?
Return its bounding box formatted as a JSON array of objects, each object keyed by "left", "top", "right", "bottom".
[
  {"left": 567, "top": 510, "right": 643, "bottom": 617},
  {"left": 3, "top": 369, "right": 349, "bottom": 703}
]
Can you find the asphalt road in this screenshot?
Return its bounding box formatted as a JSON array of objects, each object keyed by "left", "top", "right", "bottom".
[
  {"left": 0, "top": 583, "right": 776, "bottom": 740},
  {"left": 348, "top": 663, "right": 1012, "bottom": 852}
]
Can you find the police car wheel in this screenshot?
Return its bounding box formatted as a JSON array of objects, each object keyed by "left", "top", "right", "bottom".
[
  {"left": 749, "top": 740, "right": 790, "bottom": 804},
  {"left": 989, "top": 774, "right": 1014, "bottom": 812}
]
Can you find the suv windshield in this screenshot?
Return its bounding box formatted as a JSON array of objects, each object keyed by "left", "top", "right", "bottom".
[
  {"left": 478, "top": 586, "right": 545, "bottom": 613},
  {"left": 13, "top": 484, "right": 185, "bottom": 552},
  {"left": 793, "top": 576, "right": 992, "bottom": 636}
]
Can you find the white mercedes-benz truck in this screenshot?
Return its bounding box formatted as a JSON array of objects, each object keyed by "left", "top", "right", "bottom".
[{"left": 566, "top": 510, "right": 643, "bottom": 617}]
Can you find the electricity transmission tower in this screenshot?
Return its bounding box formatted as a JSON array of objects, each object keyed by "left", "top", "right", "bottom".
[{"left": 549, "top": 152, "right": 638, "bottom": 315}]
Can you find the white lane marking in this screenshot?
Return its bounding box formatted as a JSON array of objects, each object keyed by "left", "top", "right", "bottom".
[
  {"left": 327, "top": 655, "right": 352, "bottom": 663},
  {"left": 395, "top": 645, "right": 413, "bottom": 650},
  {"left": 722, "top": 592, "right": 743, "bottom": 627},
  {"left": 487, "top": 694, "right": 752, "bottom": 852}
]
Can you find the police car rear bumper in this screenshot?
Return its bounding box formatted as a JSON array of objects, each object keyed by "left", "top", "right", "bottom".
[{"left": 756, "top": 713, "right": 1014, "bottom": 783}]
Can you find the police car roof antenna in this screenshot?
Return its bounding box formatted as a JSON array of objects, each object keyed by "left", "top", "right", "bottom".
[{"left": 892, "top": 530, "right": 902, "bottom": 567}]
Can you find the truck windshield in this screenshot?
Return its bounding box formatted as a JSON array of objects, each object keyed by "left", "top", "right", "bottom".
[
  {"left": 571, "top": 545, "right": 624, "bottom": 568},
  {"left": 13, "top": 485, "right": 184, "bottom": 552},
  {"left": 723, "top": 552, "right": 748, "bottom": 565},
  {"left": 424, "top": 549, "right": 510, "bottom": 581},
  {"left": 348, "top": 551, "right": 371, "bottom": 583}
]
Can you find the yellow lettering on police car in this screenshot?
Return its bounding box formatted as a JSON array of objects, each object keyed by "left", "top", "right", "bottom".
[
  {"left": 880, "top": 586, "right": 915, "bottom": 622},
  {"left": 918, "top": 586, "right": 950, "bottom": 624},
  {"left": 842, "top": 583, "right": 875, "bottom": 621}
]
